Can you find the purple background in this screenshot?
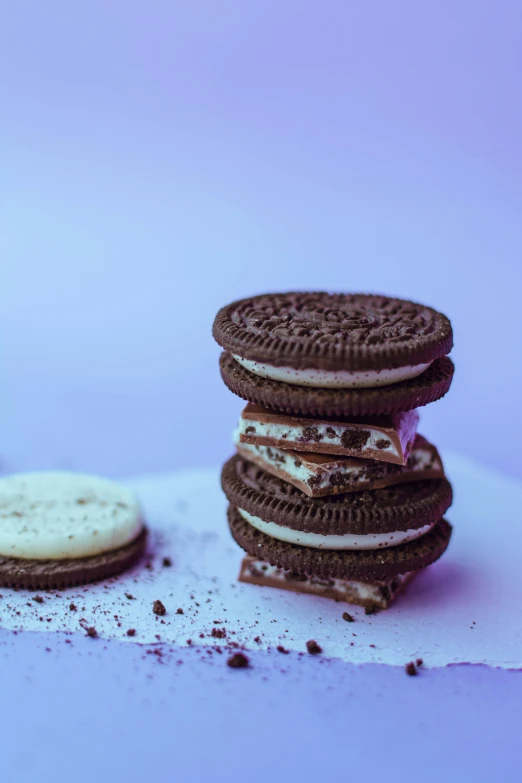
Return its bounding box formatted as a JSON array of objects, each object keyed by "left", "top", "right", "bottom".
[{"left": 2, "top": 1, "right": 522, "bottom": 480}]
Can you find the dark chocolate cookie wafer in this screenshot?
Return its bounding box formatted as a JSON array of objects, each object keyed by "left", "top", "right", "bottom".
[
  {"left": 0, "top": 528, "right": 148, "bottom": 590},
  {"left": 213, "top": 292, "right": 453, "bottom": 371},
  {"left": 222, "top": 454, "right": 452, "bottom": 536},
  {"left": 228, "top": 505, "right": 452, "bottom": 581},
  {"left": 220, "top": 351, "right": 454, "bottom": 417}
]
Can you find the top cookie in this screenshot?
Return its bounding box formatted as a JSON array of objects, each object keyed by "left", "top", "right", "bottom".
[{"left": 213, "top": 292, "right": 453, "bottom": 389}]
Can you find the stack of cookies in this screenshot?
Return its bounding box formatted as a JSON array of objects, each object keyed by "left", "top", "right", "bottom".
[{"left": 213, "top": 292, "right": 454, "bottom": 612}]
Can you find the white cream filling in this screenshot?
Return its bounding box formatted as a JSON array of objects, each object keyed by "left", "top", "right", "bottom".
[
  {"left": 0, "top": 472, "right": 143, "bottom": 560},
  {"left": 238, "top": 507, "right": 433, "bottom": 551},
  {"left": 233, "top": 355, "right": 430, "bottom": 389}
]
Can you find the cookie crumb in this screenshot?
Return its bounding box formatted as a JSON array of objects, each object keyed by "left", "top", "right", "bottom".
[
  {"left": 69, "top": 603, "right": 77, "bottom": 612},
  {"left": 125, "top": 593, "right": 135, "bottom": 600},
  {"left": 176, "top": 607, "right": 184, "bottom": 615},
  {"left": 126, "top": 629, "right": 136, "bottom": 637},
  {"left": 33, "top": 595, "right": 44, "bottom": 604},
  {"left": 162, "top": 557, "right": 172, "bottom": 567},
  {"left": 211, "top": 627, "right": 226, "bottom": 639},
  {"left": 277, "top": 645, "right": 289, "bottom": 654},
  {"left": 416, "top": 658, "right": 423, "bottom": 667},
  {"left": 227, "top": 652, "right": 249, "bottom": 669},
  {"left": 306, "top": 639, "right": 322, "bottom": 655},
  {"left": 342, "top": 612, "right": 355, "bottom": 622},
  {"left": 405, "top": 662, "right": 417, "bottom": 676},
  {"left": 153, "top": 600, "right": 166, "bottom": 616},
  {"left": 85, "top": 627, "right": 98, "bottom": 638}
]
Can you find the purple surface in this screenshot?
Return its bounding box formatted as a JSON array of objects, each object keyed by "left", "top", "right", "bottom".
[
  {"left": 0, "top": 629, "right": 519, "bottom": 783},
  {"left": 1, "top": 2, "right": 522, "bottom": 480}
]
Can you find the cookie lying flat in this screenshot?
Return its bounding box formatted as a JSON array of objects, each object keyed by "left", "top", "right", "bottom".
[
  {"left": 221, "top": 454, "right": 452, "bottom": 547},
  {"left": 236, "top": 433, "right": 445, "bottom": 498},
  {"left": 228, "top": 505, "right": 452, "bottom": 582},
  {"left": 237, "top": 403, "right": 419, "bottom": 465},
  {"left": 220, "top": 351, "right": 454, "bottom": 418},
  {"left": 239, "top": 555, "right": 415, "bottom": 611},
  {"left": 0, "top": 472, "right": 147, "bottom": 589},
  {"left": 213, "top": 292, "right": 453, "bottom": 389}
]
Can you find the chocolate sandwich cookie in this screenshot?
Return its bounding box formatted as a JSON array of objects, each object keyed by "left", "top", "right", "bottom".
[
  {"left": 228, "top": 505, "right": 452, "bottom": 581},
  {"left": 213, "top": 291, "right": 453, "bottom": 386},
  {"left": 220, "top": 351, "right": 454, "bottom": 418},
  {"left": 221, "top": 454, "right": 452, "bottom": 546},
  {"left": 239, "top": 555, "right": 415, "bottom": 611},
  {"left": 0, "top": 472, "right": 147, "bottom": 589},
  {"left": 236, "top": 433, "right": 445, "bottom": 497},
  {"left": 238, "top": 403, "right": 419, "bottom": 465}
]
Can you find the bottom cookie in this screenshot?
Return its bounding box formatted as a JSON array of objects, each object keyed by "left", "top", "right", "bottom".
[
  {"left": 238, "top": 555, "right": 415, "bottom": 611},
  {"left": 0, "top": 528, "right": 148, "bottom": 590}
]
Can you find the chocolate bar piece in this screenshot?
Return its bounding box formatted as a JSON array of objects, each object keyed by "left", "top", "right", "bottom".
[
  {"left": 238, "top": 555, "right": 415, "bottom": 611},
  {"left": 238, "top": 403, "right": 419, "bottom": 465},
  {"left": 235, "top": 433, "right": 443, "bottom": 497}
]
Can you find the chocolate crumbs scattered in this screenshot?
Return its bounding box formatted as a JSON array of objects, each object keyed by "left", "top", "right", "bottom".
[
  {"left": 153, "top": 600, "right": 166, "bottom": 616},
  {"left": 277, "top": 645, "right": 289, "bottom": 654},
  {"left": 85, "top": 627, "right": 98, "bottom": 638},
  {"left": 342, "top": 612, "right": 355, "bottom": 622},
  {"left": 176, "top": 607, "right": 184, "bottom": 615},
  {"left": 127, "top": 629, "right": 136, "bottom": 637},
  {"left": 227, "top": 652, "right": 249, "bottom": 669},
  {"left": 306, "top": 640, "right": 322, "bottom": 655},
  {"left": 33, "top": 595, "right": 44, "bottom": 604},
  {"left": 405, "top": 662, "right": 418, "bottom": 676}
]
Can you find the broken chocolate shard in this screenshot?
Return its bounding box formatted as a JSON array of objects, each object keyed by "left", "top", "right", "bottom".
[
  {"left": 238, "top": 556, "right": 416, "bottom": 610},
  {"left": 238, "top": 403, "right": 419, "bottom": 465},
  {"left": 235, "top": 433, "right": 444, "bottom": 498}
]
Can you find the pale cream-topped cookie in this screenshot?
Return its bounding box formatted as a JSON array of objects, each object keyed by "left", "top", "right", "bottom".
[{"left": 0, "top": 472, "right": 143, "bottom": 560}]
